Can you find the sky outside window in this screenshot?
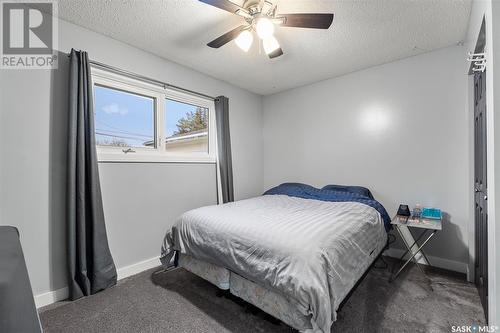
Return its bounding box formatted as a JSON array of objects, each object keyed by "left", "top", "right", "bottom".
[
  {"left": 94, "top": 85, "right": 209, "bottom": 150},
  {"left": 94, "top": 85, "right": 155, "bottom": 147}
]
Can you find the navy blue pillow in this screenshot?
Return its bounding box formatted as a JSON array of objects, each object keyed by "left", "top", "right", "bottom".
[{"left": 322, "top": 184, "right": 374, "bottom": 199}]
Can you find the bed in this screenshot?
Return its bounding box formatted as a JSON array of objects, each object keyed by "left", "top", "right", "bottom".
[{"left": 160, "top": 183, "right": 390, "bottom": 332}]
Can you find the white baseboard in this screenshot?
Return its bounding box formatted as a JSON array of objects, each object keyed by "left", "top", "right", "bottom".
[
  {"left": 35, "top": 256, "right": 161, "bottom": 309},
  {"left": 35, "top": 287, "right": 69, "bottom": 309},
  {"left": 117, "top": 256, "right": 161, "bottom": 280},
  {"left": 384, "top": 248, "right": 468, "bottom": 274}
]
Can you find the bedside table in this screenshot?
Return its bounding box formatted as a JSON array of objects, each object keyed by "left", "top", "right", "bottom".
[{"left": 389, "top": 215, "right": 442, "bottom": 282}]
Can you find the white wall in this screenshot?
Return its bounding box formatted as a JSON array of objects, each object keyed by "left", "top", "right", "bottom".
[
  {"left": 0, "top": 18, "right": 263, "bottom": 303},
  {"left": 263, "top": 46, "right": 469, "bottom": 269}
]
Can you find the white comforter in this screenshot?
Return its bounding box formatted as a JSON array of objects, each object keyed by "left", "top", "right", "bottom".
[{"left": 161, "top": 195, "right": 387, "bottom": 332}]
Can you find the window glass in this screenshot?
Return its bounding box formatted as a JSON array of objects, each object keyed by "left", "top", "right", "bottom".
[
  {"left": 164, "top": 99, "right": 209, "bottom": 153},
  {"left": 94, "top": 85, "right": 155, "bottom": 148},
  {"left": 92, "top": 68, "right": 216, "bottom": 162}
]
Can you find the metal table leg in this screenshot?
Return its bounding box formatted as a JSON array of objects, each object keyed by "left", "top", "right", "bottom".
[
  {"left": 396, "top": 229, "right": 427, "bottom": 262},
  {"left": 408, "top": 227, "right": 432, "bottom": 265},
  {"left": 394, "top": 225, "right": 426, "bottom": 275},
  {"left": 390, "top": 229, "right": 437, "bottom": 282}
]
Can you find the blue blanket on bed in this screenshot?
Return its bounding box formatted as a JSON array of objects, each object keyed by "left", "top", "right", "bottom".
[{"left": 264, "top": 183, "right": 392, "bottom": 232}]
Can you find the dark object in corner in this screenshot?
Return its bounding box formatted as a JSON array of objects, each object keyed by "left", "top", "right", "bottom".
[
  {"left": 0, "top": 226, "right": 42, "bottom": 333},
  {"left": 397, "top": 204, "right": 411, "bottom": 216}
]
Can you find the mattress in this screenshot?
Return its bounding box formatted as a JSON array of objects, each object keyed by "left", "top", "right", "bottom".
[{"left": 162, "top": 194, "right": 387, "bottom": 332}]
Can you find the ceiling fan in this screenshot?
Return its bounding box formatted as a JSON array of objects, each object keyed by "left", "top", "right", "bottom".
[{"left": 199, "top": 0, "right": 334, "bottom": 59}]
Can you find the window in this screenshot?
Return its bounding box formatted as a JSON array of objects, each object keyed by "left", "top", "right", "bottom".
[
  {"left": 164, "top": 99, "right": 209, "bottom": 154},
  {"left": 94, "top": 85, "right": 156, "bottom": 149},
  {"left": 92, "top": 68, "right": 216, "bottom": 163}
]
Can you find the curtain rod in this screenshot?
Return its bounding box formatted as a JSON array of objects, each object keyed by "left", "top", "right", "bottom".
[
  {"left": 90, "top": 60, "right": 216, "bottom": 101},
  {"left": 66, "top": 53, "right": 216, "bottom": 101}
]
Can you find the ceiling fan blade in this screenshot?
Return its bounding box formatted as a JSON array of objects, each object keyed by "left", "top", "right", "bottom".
[
  {"left": 268, "top": 47, "right": 283, "bottom": 59},
  {"left": 207, "top": 25, "right": 246, "bottom": 48},
  {"left": 278, "top": 13, "right": 334, "bottom": 29},
  {"left": 261, "top": 0, "right": 273, "bottom": 15},
  {"left": 199, "top": 0, "right": 248, "bottom": 15}
]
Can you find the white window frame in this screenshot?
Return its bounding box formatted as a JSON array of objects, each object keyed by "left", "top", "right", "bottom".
[{"left": 92, "top": 67, "right": 216, "bottom": 163}]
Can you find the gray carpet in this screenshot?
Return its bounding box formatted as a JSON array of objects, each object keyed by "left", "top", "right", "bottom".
[{"left": 40, "top": 258, "right": 485, "bottom": 332}]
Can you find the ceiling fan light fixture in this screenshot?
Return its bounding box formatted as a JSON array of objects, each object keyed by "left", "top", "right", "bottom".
[
  {"left": 256, "top": 17, "right": 274, "bottom": 39},
  {"left": 235, "top": 29, "right": 253, "bottom": 52},
  {"left": 200, "top": 0, "right": 335, "bottom": 60},
  {"left": 263, "top": 35, "right": 280, "bottom": 55}
]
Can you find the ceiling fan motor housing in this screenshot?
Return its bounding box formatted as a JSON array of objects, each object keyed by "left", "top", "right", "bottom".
[
  {"left": 243, "top": 0, "right": 262, "bottom": 11},
  {"left": 243, "top": 0, "right": 274, "bottom": 17}
]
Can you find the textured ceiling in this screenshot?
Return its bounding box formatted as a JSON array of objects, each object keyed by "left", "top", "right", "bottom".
[{"left": 57, "top": 0, "right": 472, "bottom": 95}]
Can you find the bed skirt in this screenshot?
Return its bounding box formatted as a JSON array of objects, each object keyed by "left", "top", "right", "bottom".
[
  {"left": 178, "top": 233, "right": 386, "bottom": 332},
  {"left": 179, "top": 254, "right": 313, "bottom": 331},
  {"left": 178, "top": 254, "right": 230, "bottom": 290}
]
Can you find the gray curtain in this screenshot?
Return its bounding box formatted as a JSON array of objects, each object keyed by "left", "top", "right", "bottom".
[
  {"left": 67, "top": 49, "right": 117, "bottom": 300},
  {"left": 215, "top": 96, "right": 234, "bottom": 203}
]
